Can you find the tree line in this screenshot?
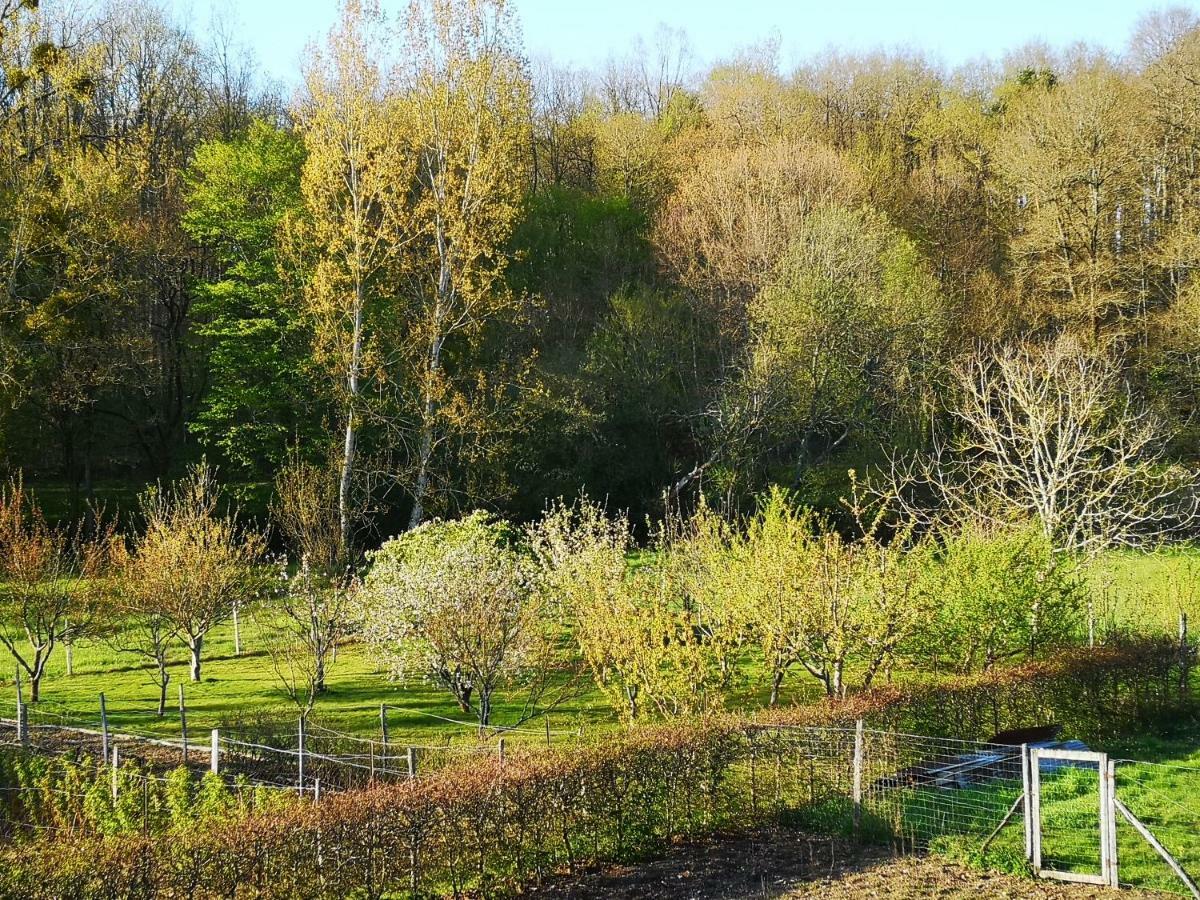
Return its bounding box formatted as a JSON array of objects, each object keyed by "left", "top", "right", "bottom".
[{"left": 2, "top": 0, "right": 1200, "bottom": 539}]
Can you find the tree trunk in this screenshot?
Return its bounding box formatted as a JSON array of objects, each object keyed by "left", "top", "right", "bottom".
[
  {"left": 769, "top": 669, "right": 784, "bottom": 707},
  {"left": 189, "top": 635, "right": 203, "bottom": 682},
  {"left": 157, "top": 667, "right": 170, "bottom": 718},
  {"left": 339, "top": 287, "right": 365, "bottom": 552}
]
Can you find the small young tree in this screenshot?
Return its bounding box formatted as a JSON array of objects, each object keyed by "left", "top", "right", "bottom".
[
  {"left": 258, "top": 557, "right": 354, "bottom": 716},
  {"left": 529, "top": 498, "right": 725, "bottom": 719},
  {"left": 358, "top": 512, "right": 551, "bottom": 727},
  {"left": 126, "top": 465, "right": 264, "bottom": 682},
  {"left": 105, "top": 550, "right": 176, "bottom": 717},
  {"left": 0, "top": 480, "right": 108, "bottom": 702},
  {"left": 919, "top": 520, "right": 1083, "bottom": 672}
]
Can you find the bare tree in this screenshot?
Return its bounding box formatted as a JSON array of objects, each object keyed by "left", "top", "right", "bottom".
[
  {"left": 0, "top": 479, "right": 109, "bottom": 702},
  {"left": 894, "top": 336, "right": 1199, "bottom": 556},
  {"left": 259, "top": 557, "right": 353, "bottom": 716}
]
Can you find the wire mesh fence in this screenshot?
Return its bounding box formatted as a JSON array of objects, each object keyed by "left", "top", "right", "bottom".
[{"left": 2, "top": 707, "right": 1199, "bottom": 897}]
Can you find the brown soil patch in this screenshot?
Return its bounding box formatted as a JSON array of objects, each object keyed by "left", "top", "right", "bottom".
[{"left": 526, "top": 829, "right": 1162, "bottom": 899}]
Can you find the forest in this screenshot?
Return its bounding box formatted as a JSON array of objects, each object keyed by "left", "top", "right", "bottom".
[
  {"left": 3, "top": 0, "right": 1200, "bottom": 896},
  {"left": 3, "top": 0, "right": 1200, "bottom": 538}
]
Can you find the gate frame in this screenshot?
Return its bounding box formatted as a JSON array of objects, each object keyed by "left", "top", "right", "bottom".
[{"left": 1027, "top": 747, "right": 1118, "bottom": 888}]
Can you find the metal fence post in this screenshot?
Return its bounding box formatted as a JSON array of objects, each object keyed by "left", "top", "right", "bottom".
[
  {"left": 210, "top": 728, "right": 219, "bottom": 774},
  {"left": 852, "top": 719, "right": 864, "bottom": 839}
]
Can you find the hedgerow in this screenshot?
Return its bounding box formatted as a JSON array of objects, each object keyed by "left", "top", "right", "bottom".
[{"left": 0, "top": 639, "right": 1188, "bottom": 899}]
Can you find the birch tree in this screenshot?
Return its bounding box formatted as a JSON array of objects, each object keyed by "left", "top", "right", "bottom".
[
  {"left": 394, "top": 0, "right": 530, "bottom": 526},
  {"left": 295, "top": 0, "right": 412, "bottom": 551}
]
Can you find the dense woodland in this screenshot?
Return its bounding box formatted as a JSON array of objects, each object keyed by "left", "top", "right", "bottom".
[{"left": 2, "top": 0, "right": 1200, "bottom": 540}]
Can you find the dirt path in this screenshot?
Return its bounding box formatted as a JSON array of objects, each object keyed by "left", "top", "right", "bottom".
[{"left": 527, "top": 830, "right": 1162, "bottom": 899}]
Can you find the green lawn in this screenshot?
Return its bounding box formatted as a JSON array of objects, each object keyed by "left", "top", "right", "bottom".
[{"left": 2, "top": 545, "right": 1199, "bottom": 756}]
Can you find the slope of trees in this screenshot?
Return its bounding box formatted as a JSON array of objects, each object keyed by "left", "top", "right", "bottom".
[{"left": 0, "top": 0, "right": 1199, "bottom": 537}]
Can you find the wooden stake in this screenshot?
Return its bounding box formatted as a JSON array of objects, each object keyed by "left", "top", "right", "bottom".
[
  {"left": 1115, "top": 797, "right": 1199, "bottom": 898},
  {"left": 852, "top": 720, "right": 864, "bottom": 839},
  {"left": 298, "top": 717, "right": 305, "bottom": 794},
  {"left": 178, "top": 683, "right": 188, "bottom": 764},
  {"left": 100, "top": 692, "right": 110, "bottom": 766},
  {"left": 14, "top": 667, "right": 27, "bottom": 748},
  {"left": 210, "top": 729, "right": 219, "bottom": 774}
]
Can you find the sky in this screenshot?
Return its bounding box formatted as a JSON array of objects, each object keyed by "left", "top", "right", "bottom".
[{"left": 169, "top": 0, "right": 1196, "bottom": 86}]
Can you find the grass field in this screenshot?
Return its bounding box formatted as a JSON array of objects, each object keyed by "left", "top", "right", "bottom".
[{"left": 2, "top": 547, "right": 1199, "bottom": 754}]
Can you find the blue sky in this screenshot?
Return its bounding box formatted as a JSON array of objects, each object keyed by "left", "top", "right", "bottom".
[{"left": 172, "top": 0, "right": 1196, "bottom": 85}]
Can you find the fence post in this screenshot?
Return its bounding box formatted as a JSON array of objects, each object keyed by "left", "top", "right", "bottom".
[
  {"left": 100, "top": 692, "right": 110, "bottom": 766},
  {"left": 380, "top": 704, "right": 389, "bottom": 753},
  {"left": 1181, "top": 611, "right": 1191, "bottom": 699},
  {"left": 314, "top": 778, "right": 320, "bottom": 804},
  {"left": 545, "top": 717, "right": 551, "bottom": 748},
  {"left": 298, "top": 716, "right": 305, "bottom": 795},
  {"left": 14, "top": 666, "right": 28, "bottom": 748},
  {"left": 1103, "top": 757, "right": 1119, "bottom": 888},
  {"left": 232, "top": 601, "right": 242, "bottom": 656},
  {"left": 179, "top": 684, "right": 188, "bottom": 764},
  {"left": 1021, "top": 744, "right": 1032, "bottom": 863},
  {"left": 210, "top": 729, "right": 219, "bottom": 774},
  {"left": 111, "top": 744, "right": 119, "bottom": 801},
  {"left": 852, "top": 719, "right": 864, "bottom": 839},
  {"left": 497, "top": 737, "right": 506, "bottom": 764},
  {"left": 406, "top": 746, "right": 416, "bottom": 780}
]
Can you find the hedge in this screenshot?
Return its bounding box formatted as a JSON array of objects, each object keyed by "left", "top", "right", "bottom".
[{"left": 0, "top": 638, "right": 1189, "bottom": 899}]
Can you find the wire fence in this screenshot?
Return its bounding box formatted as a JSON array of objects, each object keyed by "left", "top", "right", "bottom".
[
  {"left": 2, "top": 710, "right": 1198, "bottom": 897},
  {"left": 0, "top": 695, "right": 501, "bottom": 797}
]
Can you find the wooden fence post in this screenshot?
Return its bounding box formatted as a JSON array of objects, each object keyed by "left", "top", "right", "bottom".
[
  {"left": 179, "top": 684, "right": 188, "bottom": 764},
  {"left": 298, "top": 716, "right": 305, "bottom": 795},
  {"left": 14, "top": 666, "right": 28, "bottom": 748},
  {"left": 100, "top": 692, "right": 110, "bottom": 766},
  {"left": 380, "top": 704, "right": 389, "bottom": 753},
  {"left": 852, "top": 719, "right": 864, "bottom": 839},
  {"left": 1103, "top": 758, "right": 1119, "bottom": 888},
  {"left": 406, "top": 746, "right": 416, "bottom": 780},
  {"left": 314, "top": 778, "right": 320, "bottom": 804},
  {"left": 1021, "top": 744, "right": 1033, "bottom": 863},
  {"left": 497, "top": 737, "right": 506, "bottom": 764},
  {"left": 1181, "top": 612, "right": 1191, "bottom": 698},
  {"left": 210, "top": 729, "right": 219, "bottom": 774}
]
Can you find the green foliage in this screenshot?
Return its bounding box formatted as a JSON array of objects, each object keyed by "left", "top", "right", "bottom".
[
  {"left": 917, "top": 521, "right": 1084, "bottom": 671},
  {"left": 183, "top": 120, "right": 321, "bottom": 479}
]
